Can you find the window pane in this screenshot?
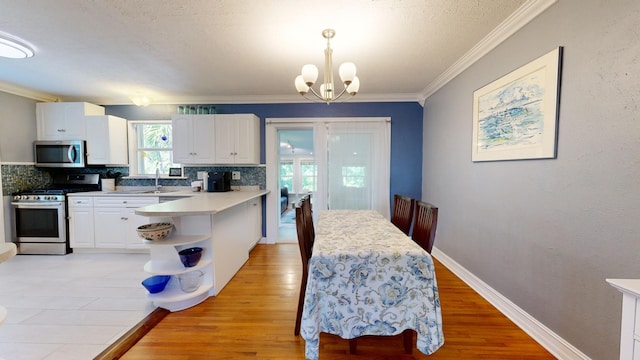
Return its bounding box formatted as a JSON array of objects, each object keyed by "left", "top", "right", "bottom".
[
  {"left": 300, "top": 160, "right": 317, "bottom": 192},
  {"left": 139, "top": 124, "right": 172, "bottom": 148},
  {"left": 280, "top": 160, "right": 293, "bottom": 191},
  {"left": 138, "top": 150, "right": 178, "bottom": 174},
  {"left": 342, "top": 166, "right": 365, "bottom": 188}
]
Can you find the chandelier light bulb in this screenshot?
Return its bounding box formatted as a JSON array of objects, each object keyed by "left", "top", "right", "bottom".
[
  {"left": 346, "top": 76, "right": 360, "bottom": 95},
  {"left": 301, "top": 64, "right": 318, "bottom": 86},
  {"left": 339, "top": 62, "right": 356, "bottom": 85},
  {"left": 295, "top": 75, "right": 309, "bottom": 94}
]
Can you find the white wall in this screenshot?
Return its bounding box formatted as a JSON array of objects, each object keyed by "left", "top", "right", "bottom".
[{"left": 422, "top": 1, "right": 640, "bottom": 359}]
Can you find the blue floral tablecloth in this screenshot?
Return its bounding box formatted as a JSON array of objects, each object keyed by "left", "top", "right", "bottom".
[{"left": 300, "top": 210, "right": 444, "bottom": 359}]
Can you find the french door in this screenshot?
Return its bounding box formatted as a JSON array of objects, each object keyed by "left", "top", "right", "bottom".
[{"left": 266, "top": 117, "right": 391, "bottom": 244}]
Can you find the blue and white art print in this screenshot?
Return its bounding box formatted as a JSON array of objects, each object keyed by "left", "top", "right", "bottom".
[{"left": 472, "top": 47, "right": 562, "bottom": 162}]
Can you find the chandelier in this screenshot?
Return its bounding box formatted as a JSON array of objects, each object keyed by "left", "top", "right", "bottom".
[{"left": 294, "top": 29, "right": 360, "bottom": 104}]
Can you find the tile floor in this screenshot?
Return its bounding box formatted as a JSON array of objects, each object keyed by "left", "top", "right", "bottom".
[{"left": 0, "top": 252, "right": 154, "bottom": 360}]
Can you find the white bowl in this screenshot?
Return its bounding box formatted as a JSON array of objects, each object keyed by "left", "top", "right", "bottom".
[{"left": 136, "top": 222, "right": 174, "bottom": 241}]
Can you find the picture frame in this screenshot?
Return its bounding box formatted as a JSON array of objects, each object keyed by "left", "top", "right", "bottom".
[
  {"left": 472, "top": 47, "right": 563, "bottom": 162},
  {"left": 169, "top": 167, "right": 182, "bottom": 177}
]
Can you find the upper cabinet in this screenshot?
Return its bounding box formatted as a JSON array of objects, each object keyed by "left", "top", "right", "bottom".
[
  {"left": 214, "top": 114, "right": 260, "bottom": 164},
  {"left": 36, "top": 102, "right": 105, "bottom": 140},
  {"left": 172, "top": 113, "right": 260, "bottom": 165},
  {"left": 85, "top": 115, "right": 128, "bottom": 165},
  {"left": 172, "top": 114, "right": 216, "bottom": 164}
]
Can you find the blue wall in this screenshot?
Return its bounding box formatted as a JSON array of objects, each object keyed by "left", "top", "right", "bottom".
[{"left": 105, "top": 101, "right": 424, "bottom": 203}]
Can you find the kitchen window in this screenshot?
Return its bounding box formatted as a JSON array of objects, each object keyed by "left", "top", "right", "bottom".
[{"left": 128, "top": 121, "right": 180, "bottom": 176}]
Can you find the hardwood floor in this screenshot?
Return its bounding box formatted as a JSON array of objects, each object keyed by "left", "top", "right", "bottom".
[{"left": 120, "top": 244, "right": 555, "bottom": 359}]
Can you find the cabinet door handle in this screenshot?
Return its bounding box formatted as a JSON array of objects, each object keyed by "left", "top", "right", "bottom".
[{"left": 121, "top": 217, "right": 128, "bottom": 220}]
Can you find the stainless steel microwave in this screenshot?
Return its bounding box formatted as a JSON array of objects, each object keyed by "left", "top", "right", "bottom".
[{"left": 34, "top": 140, "right": 86, "bottom": 168}]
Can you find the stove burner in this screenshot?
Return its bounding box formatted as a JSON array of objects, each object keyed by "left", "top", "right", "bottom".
[{"left": 12, "top": 173, "right": 101, "bottom": 202}]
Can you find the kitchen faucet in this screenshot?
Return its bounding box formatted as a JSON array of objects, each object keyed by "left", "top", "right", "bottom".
[{"left": 155, "top": 168, "right": 161, "bottom": 191}]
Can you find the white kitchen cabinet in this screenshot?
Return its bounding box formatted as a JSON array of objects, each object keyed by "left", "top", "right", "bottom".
[
  {"left": 93, "top": 197, "right": 159, "bottom": 249},
  {"left": 85, "top": 115, "right": 128, "bottom": 165},
  {"left": 608, "top": 279, "right": 640, "bottom": 360},
  {"left": 247, "top": 197, "right": 262, "bottom": 251},
  {"left": 172, "top": 114, "right": 216, "bottom": 164},
  {"left": 214, "top": 114, "right": 260, "bottom": 164},
  {"left": 36, "top": 102, "right": 105, "bottom": 140},
  {"left": 68, "top": 197, "right": 95, "bottom": 248}
]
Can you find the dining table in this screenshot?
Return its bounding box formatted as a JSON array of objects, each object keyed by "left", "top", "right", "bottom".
[{"left": 300, "top": 210, "right": 444, "bottom": 360}]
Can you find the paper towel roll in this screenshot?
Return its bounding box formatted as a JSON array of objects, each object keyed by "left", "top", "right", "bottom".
[{"left": 101, "top": 179, "right": 115, "bottom": 192}]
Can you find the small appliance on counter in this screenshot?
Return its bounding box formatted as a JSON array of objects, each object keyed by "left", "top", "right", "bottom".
[{"left": 207, "top": 171, "right": 231, "bottom": 192}]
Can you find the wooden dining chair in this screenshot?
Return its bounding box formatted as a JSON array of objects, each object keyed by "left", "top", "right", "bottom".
[
  {"left": 411, "top": 201, "right": 439, "bottom": 253},
  {"left": 294, "top": 204, "right": 311, "bottom": 336},
  {"left": 294, "top": 194, "right": 315, "bottom": 336},
  {"left": 391, "top": 194, "right": 415, "bottom": 235},
  {"left": 300, "top": 194, "right": 314, "bottom": 250}
]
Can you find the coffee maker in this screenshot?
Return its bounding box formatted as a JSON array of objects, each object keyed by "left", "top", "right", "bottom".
[{"left": 207, "top": 171, "right": 231, "bottom": 192}]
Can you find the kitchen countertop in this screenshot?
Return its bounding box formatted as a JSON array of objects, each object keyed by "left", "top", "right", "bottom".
[
  {"left": 0, "top": 242, "right": 17, "bottom": 264},
  {"left": 134, "top": 189, "right": 269, "bottom": 217},
  {"left": 67, "top": 187, "right": 195, "bottom": 197}
]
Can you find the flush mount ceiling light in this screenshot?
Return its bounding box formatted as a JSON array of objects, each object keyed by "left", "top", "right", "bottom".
[
  {"left": 294, "top": 29, "right": 360, "bottom": 104},
  {"left": 0, "top": 32, "right": 34, "bottom": 59},
  {"left": 130, "top": 95, "right": 152, "bottom": 107}
]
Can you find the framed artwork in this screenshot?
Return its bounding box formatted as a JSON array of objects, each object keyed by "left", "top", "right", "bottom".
[
  {"left": 169, "top": 167, "right": 182, "bottom": 177},
  {"left": 472, "top": 47, "right": 563, "bottom": 162}
]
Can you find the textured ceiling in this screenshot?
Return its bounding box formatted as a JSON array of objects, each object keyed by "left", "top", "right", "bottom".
[{"left": 0, "top": 0, "right": 529, "bottom": 105}]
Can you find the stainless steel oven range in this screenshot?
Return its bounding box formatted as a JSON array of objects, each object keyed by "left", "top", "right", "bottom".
[{"left": 11, "top": 173, "right": 100, "bottom": 255}]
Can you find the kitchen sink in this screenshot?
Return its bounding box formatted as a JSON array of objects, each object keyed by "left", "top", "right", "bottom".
[{"left": 108, "top": 189, "right": 178, "bottom": 194}]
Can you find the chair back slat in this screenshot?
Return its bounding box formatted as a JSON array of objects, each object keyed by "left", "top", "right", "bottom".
[
  {"left": 299, "top": 194, "right": 314, "bottom": 252},
  {"left": 391, "top": 194, "right": 415, "bottom": 235},
  {"left": 411, "top": 201, "right": 438, "bottom": 253},
  {"left": 295, "top": 206, "right": 311, "bottom": 267},
  {"left": 294, "top": 198, "right": 314, "bottom": 336}
]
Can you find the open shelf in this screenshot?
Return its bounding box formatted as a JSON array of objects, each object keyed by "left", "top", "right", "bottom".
[
  {"left": 143, "top": 234, "right": 209, "bottom": 247},
  {"left": 144, "top": 258, "right": 212, "bottom": 275},
  {"left": 145, "top": 277, "right": 212, "bottom": 311}
]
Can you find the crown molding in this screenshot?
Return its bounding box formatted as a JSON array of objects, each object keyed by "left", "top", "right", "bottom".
[
  {"left": 418, "top": 0, "right": 558, "bottom": 105},
  {"left": 68, "top": 93, "right": 423, "bottom": 106},
  {"left": 0, "top": 81, "right": 58, "bottom": 102}
]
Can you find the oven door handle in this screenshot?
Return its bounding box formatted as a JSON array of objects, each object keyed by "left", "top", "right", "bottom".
[{"left": 11, "top": 202, "right": 64, "bottom": 208}]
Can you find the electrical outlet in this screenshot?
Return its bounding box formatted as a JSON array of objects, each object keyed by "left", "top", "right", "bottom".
[
  {"left": 197, "top": 171, "right": 207, "bottom": 180},
  {"left": 232, "top": 171, "right": 241, "bottom": 180}
]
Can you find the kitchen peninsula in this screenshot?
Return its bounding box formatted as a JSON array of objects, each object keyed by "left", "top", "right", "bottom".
[{"left": 136, "top": 189, "right": 268, "bottom": 311}]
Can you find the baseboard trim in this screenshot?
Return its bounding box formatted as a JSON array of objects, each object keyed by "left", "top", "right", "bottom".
[
  {"left": 94, "top": 307, "right": 170, "bottom": 360},
  {"left": 431, "top": 247, "right": 591, "bottom": 360}
]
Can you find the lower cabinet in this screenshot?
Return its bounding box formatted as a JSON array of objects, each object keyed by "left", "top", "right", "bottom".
[
  {"left": 608, "top": 279, "right": 640, "bottom": 360},
  {"left": 68, "top": 197, "right": 95, "bottom": 248},
  {"left": 68, "top": 195, "right": 159, "bottom": 250},
  {"left": 94, "top": 197, "right": 159, "bottom": 249},
  {"left": 247, "top": 197, "right": 262, "bottom": 250}
]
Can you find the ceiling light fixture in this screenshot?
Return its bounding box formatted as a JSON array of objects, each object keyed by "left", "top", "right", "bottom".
[
  {"left": 0, "top": 32, "right": 34, "bottom": 59},
  {"left": 130, "top": 95, "right": 152, "bottom": 107},
  {"left": 294, "top": 29, "right": 359, "bottom": 104}
]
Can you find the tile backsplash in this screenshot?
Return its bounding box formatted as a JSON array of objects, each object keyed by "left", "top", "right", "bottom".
[{"left": 1, "top": 165, "right": 266, "bottom": 195}]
